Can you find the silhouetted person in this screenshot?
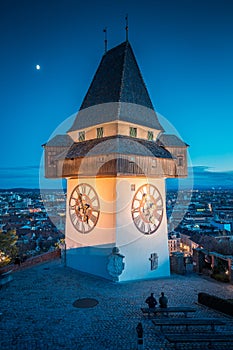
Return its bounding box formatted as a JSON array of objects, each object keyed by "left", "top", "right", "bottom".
[
  {"left": 145, "top": 292, "right": 157, "bottom": 308},
  {"left": 136, "top": 322, "right": 143, "bottom": 349},
  {"left": 14, "top": 256, "right": 21, "bottom": 266},
  {"left": 136, "top": 322, "right": 143, "bottom": 338},
  {"left": 159, "top": 292, "right": 168, "bottom": 308}
]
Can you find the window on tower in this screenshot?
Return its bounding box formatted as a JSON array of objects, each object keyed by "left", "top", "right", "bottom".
[
  {"left": 129, "top": 127, "right": 137, "bottom": 137},
  {"left": 47, "top": 151, "right": 56, "bottom": 167},
  {"left": 97, "top": 127, "right": 104, "bottom": 138},
  {"left": 78, "top": 131, "right": 85, "bottom": 142},
  {"left": 148, "top": 131, "right": 154, "bottom": 141},
  {"left": 177, "top": 155, "right": 184, "bottom": 167},
  {"left": 152, "top": 159, "right": 157, "bottom": 168}
]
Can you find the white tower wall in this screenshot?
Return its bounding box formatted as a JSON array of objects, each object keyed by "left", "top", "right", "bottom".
[
  {"left": 115, "top": 177, "right": 170, "bottom": 281},
  {"left": 65, "top": 176, "right": 170, "bottom": 281}
]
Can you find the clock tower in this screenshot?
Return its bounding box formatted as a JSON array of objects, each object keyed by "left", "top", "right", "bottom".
[{"left": 43, "top": 41, "right": 188, "bottom": 281}]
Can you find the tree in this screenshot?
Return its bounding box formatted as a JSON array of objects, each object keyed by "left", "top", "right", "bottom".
[
  {"left": 216, "top": 240, "right": 233, "bottom": 255},
  {"left": 199, "top": 235, "right": 219, "bottom": 252},
  {"left": 0, "top": 229, "right": 18, "bottom": 267}
]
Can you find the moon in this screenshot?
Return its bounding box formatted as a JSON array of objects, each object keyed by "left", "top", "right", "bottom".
[{"left": 36, "top": 64, "right": 41, "bottom": 70}]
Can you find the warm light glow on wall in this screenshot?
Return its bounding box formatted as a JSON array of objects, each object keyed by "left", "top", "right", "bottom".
[{"left": 96, "top": 178, "right": 116, "bottom": 202}]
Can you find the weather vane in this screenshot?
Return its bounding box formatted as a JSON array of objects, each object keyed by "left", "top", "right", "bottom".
[
  {"left": 125, "top": 14, "right": 129, "bottom": 41},
  {"left": 103, "top": 27, "right": 107, "bottom": 54}
]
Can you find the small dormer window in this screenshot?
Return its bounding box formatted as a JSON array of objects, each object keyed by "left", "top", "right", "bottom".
[
  {"left": 78, "top": 131, "right": 85, "bottom": 142},
  {"left": 148, "top": 131, "right": 154, "bottom": 141},
  {"left": 130, "top": 127, "right": 137, "bottom": 137},
  {"left": 97, "top": 127, "right": 104, "bottom": 138}
]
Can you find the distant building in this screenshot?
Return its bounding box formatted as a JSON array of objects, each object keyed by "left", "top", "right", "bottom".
[
  {"left": 168, "top": 232, "right": 181, "bottom": 255},
  {"left": 211, "top": 214, "right": 232, "bottom": 233},
  {"left": 180, "top": 233, "right": 199, "bottom": 256},
  {"left": 23, "top": 198, "right": 32, "bottom": 207}
]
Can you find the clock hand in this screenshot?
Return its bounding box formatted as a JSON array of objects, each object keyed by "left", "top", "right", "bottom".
[
  {"left": 77, "top": 191, "right": 85, "bottom": 213},
  {"left": 77, "top": 190, "right": 90, "bottom": 223}
]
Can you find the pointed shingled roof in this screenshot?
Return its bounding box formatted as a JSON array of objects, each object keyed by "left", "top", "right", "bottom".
[
  {"left": 80, "top": 41, "right": 154, "bottom": 110},
  {"left": 68, "top": 41, "right": 163, "bottom": 132}
]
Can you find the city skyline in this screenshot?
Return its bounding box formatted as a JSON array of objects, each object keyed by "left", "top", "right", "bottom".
[{"left": 1, "top": 0, "right": 233, "bottom": 189}]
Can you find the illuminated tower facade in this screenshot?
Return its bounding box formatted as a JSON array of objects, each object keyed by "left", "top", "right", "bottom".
[{"left": 44, "top": 41, "right": 188, "bottom": 281}]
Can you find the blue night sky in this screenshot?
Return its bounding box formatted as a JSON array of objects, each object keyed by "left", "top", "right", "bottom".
[{"left": 0, "top": 0, "right": 233, "bottom": 189}]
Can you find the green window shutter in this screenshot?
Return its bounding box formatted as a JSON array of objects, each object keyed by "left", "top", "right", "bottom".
[
  {"left": 130, "top": 127, "right": 137, "bottom": 137},
  {"left": 78, "top": 131, "right": 85, "bottom": 141},
  {"left": 97, "top": 127, "right": 104, "bottom": 138}
]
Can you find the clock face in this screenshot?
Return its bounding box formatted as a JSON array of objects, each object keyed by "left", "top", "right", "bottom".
[
  {"left": 131, "top": 184, "right": 163, "bottom": 235},
  {"left": 69, "top": 183, "right": 100, "bottom": 233}
]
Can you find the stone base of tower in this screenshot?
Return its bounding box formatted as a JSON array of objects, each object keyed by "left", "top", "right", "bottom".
[
  {"left": 65, "top": 242, "right": 170, "bottom": 282},
  {"left": 65, "top": 177, "right": 170, "bottom": 282},
  {"left": 65, "top": 242, "right": 115, "bottom": 280}
]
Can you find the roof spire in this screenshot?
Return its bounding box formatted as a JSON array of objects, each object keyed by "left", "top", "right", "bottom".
[
  {"left": 125, "top": 14, "right": 129, "bottom": 41},
  {"left": 103, "top": 27, "right": 107, "bottom": 54}
]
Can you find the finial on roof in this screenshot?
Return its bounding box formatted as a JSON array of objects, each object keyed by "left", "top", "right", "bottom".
[
  {"left": 103, "top": 27, "right": 107, "bottom": 54},
  {"left": 125, "top": 14, "right": 128, "bottom": 41}
]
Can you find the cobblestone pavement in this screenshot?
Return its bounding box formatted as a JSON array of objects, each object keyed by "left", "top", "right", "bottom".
[{"left": 1, "top": 259, "right": 233, "bottom": 350}]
